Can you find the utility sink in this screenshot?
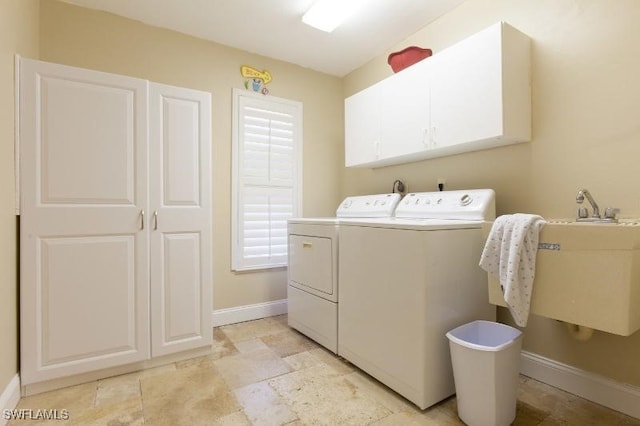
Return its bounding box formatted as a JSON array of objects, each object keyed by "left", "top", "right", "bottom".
[{"left": 485, "top": 220, "right": 640, "bottom": 336}]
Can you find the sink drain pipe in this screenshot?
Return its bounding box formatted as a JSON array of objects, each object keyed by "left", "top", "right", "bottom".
[{"left": 565, "top": 322, "right": 594, "bottom": 341}]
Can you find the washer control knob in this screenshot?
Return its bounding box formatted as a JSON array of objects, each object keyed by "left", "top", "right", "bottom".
[{"left": 460, "top": 194, "right": 472, "bottom": 206}]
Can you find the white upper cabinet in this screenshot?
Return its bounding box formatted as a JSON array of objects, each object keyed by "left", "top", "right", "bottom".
[
  {"left": 344, "top": 82, "right": 382, "bottom": 167},
  {"left": 430, "top": 22, "right": 531, "bottom": 151},
  {"left": 379, "top": 60, "right": 431, "bottom": 161},
  {"left": 345, "top": 59, "right": 431, "bottom": 167},
  {"left": 345, "top": 22, "right": 531, "bottom": 168}
]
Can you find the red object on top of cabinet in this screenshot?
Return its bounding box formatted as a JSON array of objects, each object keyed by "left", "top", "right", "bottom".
[{"left": 387, "top": 46, "right": 432, "bottom": 73}]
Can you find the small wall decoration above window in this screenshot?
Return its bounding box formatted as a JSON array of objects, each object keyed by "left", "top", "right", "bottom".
[{"left": 241, "top": 65, "right": 272, "bottom": 95}]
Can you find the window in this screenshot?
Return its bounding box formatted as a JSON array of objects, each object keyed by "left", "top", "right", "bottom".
[{"left": 232, "top": 89, "right": 302, "bottom": 271}]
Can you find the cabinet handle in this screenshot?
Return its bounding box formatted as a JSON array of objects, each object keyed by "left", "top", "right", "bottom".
[
  {"left": 431, "top": 126, "right": 437, "bottom": 147},
  {"left": 154, "top": 211, "right": 158, "bottom": 230},
  {"left": 422, "top": 128, "right": 429, "bottom": 146},
  {"left": 302, "top": 241, "right": 313, "bottom": 248},
  {"left": 140, "top": 210, "right": 144, "bottom": 230}
]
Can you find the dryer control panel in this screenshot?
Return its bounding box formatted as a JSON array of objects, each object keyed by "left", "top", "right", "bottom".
[
  {"left": 336, "top": 193, "right": 401, "bottom": 218},
  {"left": 395, "top": 189, "right": 496, "bottom": 221}
]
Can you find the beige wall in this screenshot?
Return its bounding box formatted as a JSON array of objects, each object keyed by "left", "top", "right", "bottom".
[
  {"left": 0, "top": 0, "right": 39, "bottom": 396},
  {"left": 38, "top": 0, "right": 344, "bottom": 310},
  {"left": 343, "top": 0, "right": 640, "bottom": 386}
]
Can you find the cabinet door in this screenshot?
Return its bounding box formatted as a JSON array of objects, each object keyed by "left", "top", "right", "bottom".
[
  {"left": 149, "top": 83, "right": 212, "bottom": 357},
  {"left": 20, "top": 58, "right": 150, "bottom": 385},
  {"left": 429, "top": 23, "right": 503, "bottom": 148},
  {"left": 344, "top": 83, "right": 382, "bottom": 167},
  {"left": 379, "top": 60, "right": 431, "bottom": 159}
]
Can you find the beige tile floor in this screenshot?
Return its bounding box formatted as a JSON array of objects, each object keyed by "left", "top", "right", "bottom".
[{"left": 11, "top": 315, "right": 640, "bottom": 425}]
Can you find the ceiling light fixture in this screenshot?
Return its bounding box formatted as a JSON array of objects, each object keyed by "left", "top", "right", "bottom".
[{"left": 302, "top": 0, "right": 368, "bottom": 33}]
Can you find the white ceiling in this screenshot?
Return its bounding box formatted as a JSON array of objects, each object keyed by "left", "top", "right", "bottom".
[{"left": 59, "top": 0, "right": 465, "bottom": 77}]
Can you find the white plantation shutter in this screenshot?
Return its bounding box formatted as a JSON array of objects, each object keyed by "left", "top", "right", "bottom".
[{"left": 232, "top": 89, "right": 302, "bottom": 270}]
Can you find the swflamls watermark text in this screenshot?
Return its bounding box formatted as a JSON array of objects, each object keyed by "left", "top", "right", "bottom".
[{"left": 3, "top": 408, "right": 70, "bottom": 421}]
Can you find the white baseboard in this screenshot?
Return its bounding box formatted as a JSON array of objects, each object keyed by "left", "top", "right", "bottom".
[
  {"left": 212, "top": 299, "right": 288, "bottom": 327},
  {"left": 0, "top": 374, "right": 21, "bottom": 426},
  {"left": 521, "top": 350, "right": 640, "bottom": 419}
]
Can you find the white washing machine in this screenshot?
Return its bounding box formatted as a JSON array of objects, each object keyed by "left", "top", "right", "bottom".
[
  {"left": 287, "top": 193, "right": 401, "bottom": 353},
  {"left": 337, "top": 189, "right": 497, "bottom": 409}
]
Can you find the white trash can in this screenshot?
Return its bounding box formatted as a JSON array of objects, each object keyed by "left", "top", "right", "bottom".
[{"left": 446, "top": 320, "right": 523, "bottom": 426}]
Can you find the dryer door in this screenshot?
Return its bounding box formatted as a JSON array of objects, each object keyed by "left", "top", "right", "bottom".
[{"left": 288, "top": 234, "right": 336, "bottom": 301}]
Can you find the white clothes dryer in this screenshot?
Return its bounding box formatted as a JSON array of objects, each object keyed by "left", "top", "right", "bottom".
[
  {"left": 287, "top": 193, "right": 401, "bottom": 353},
  {"left": 337, "top": 189, "right": 497, "bottom": 409}
]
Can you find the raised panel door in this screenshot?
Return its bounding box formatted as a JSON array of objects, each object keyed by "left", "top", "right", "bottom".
[
  {"left": 149, "top": 83, "right": 212, "bottom": 357},
  {"left": 20, "top": 58, "right": 150, "bottom": 385}
]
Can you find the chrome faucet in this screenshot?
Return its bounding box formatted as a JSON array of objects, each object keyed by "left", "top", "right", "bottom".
[
  {"left": 575, "top": 189, "right": 619, "bottom": 222},
  {"left": 576, "top": 189, "right": 600, "bottom": 219}
]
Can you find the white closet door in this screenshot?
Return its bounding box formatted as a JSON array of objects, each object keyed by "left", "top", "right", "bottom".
[
  {"left": 149, "top": 83, "right": 212, "bottom": 357},
  {"left": 19, "top": 58, "right": 150, "bottom": 384}
]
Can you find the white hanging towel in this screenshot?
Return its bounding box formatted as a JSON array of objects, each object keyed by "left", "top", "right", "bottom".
[{"left": 479, "top": 213, "right": 546, "bottom": 327}]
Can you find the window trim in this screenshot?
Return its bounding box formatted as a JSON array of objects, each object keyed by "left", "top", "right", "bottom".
[{"left": 231, "top": 88, "right": 303, "bottom": 272}]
